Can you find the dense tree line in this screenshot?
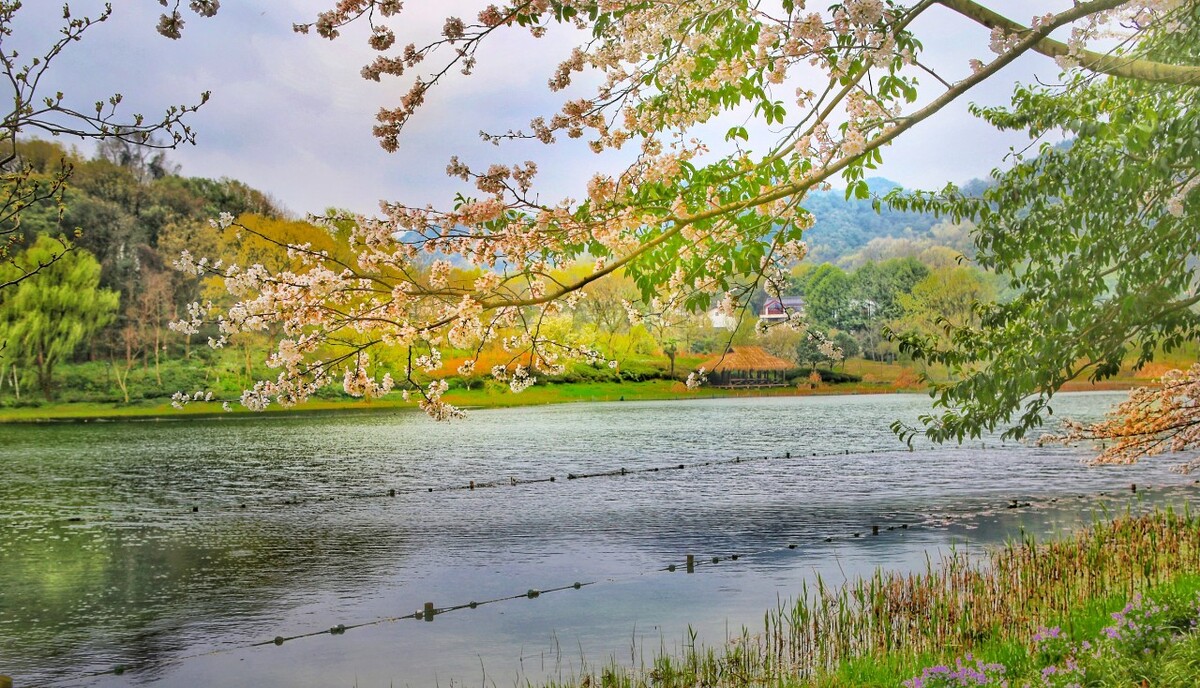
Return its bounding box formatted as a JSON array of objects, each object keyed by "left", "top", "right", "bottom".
[
  {"left": 0, "top": 138, "right": 284, "bottom": 400},
  {"left": 785, "top": 256, "right": 999, "bottom": 362}
]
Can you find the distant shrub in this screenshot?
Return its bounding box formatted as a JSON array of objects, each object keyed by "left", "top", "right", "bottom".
[{"left": 786, "top": 368, "right": 861, "bottom": 384}]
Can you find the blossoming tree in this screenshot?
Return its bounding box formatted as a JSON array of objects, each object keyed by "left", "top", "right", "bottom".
[
  {"left": 1052, "top": 365, "right": 1200, "bottom": 469},
  {"left": 171, "top": 0, "right": 1199, "bottom": 429}
]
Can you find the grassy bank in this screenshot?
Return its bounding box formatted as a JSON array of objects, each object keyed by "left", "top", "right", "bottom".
[
  {"left": 3, "top": 336, "right": 1189, "bottom": 423},
  {"left": 0, "top": 375, "right": 925, "bottom": 423},
  {"left": 0, "top": 352, "right": 1162, "bottom": 423},
  {"left": 527, "top": 509, "right": 1200, "bottom": 687}
]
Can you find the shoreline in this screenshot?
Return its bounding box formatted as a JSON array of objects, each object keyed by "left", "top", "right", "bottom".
[{"left": 0, "top": 377, "right": 1138, "bottom": 424}]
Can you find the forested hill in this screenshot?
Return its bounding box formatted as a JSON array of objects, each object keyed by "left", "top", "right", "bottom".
[
  {"left": 0, "top": 138, "right": 330, "bottom": 403},
  {"left": 801, "top": 177, "right": 989, "bottom": 262},
  {"left": 7, "top": 138, "right": 285, "bottom": 299},
  {"left": 5, "top": 141, "right": 986, "bottom": 300},
  {"left": 13, "top": 136, "right": 972, "bottom": 279}
]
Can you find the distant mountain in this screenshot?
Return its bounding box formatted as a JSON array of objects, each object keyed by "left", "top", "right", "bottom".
[{"left": 800, "top": 177, "right": 940, "bottom": 262}]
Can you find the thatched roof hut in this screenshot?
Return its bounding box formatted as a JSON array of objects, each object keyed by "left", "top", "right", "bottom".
[{"left": 696, "top": 346, "right": 793, "bottom": 387}]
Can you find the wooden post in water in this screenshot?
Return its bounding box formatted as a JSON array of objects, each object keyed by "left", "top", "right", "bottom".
[
  {"left": 686, "top": 554, "right": 695, "bottom": 574},
  {"left": 1131, "top": 483, "right": 1137, "bottom": 493},
  {"left": 424, "top": 602, "right": 435, "bottom": 621}
]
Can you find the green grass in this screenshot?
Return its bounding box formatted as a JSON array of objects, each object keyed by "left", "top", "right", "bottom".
[
  {"left": 818, "top": 574, "right": 1200, "bottom": 686},
  {"left": 2, "top": 343, "right": 1173, "bottom": 423},
  {"left": 0, "top": 369, "right": 914, "bottom": 423}
]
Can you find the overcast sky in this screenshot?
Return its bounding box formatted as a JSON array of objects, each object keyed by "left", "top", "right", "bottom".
[{"left": 15, "top": 1, "right": 1072, "bottom": 217}]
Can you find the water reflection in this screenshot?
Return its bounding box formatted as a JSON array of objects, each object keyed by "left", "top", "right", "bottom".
[{"left": 0, "top": 393, "right": 1195, "bottom": 687}]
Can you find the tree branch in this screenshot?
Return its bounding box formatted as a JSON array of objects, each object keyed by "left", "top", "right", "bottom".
[{"left": 939, "top": 0, "right": 1200, "bottom": 86}]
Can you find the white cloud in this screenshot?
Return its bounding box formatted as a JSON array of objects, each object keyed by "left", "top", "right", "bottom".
[{"left": 13, "top": 1, "right": 1086, "bottom": 215}]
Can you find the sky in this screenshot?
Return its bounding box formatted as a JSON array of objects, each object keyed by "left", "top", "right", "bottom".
[{"left": 14, "top": 1, "right": 1074, "bottom": 218}]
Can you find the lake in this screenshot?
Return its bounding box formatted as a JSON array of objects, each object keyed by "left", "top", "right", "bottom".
[{"left": 1, "top": 392, "right": 1196, "bottom": 687}]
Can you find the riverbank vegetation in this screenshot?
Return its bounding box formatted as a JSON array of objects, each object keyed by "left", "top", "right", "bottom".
[
  {"left": 1, "top": 137, "right": 1192, "bottom": 420},
  {"left": 528, "top": 509, "right": 1200, "bottom": 688},
  {"left": 0, "top": 137, "right": 1045, "bottom": 416},
  {"left": 0, "top": 346, "right": 1185, "bottom": 423}
]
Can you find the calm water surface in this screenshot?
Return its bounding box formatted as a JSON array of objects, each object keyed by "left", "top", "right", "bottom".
[{"left": 1, "top": 392, "right": 1196, "bottom": 687}]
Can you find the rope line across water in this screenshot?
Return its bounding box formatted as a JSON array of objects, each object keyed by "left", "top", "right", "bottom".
[{"left": 140, "top": 441, "right": 1030, "bottom": 517}]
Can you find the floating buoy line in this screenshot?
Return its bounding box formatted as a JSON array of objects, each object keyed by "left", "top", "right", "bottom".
[
  {"left": 85, "top": 440, "right": 1061, "bottom": 517},
  {"left": 29, "top": 479, "right": 1198, "bottom": 688}
]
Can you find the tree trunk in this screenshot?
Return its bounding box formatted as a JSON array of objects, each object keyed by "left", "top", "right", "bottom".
[
  {"left": 153, "top": 327, "right": 162, "bottom": 386},
  {"left": 37, "top": 347, "right": 53, "bottom": 400},
  {"left": 111, "top": 358, "right": 132, "bottom": 404}
]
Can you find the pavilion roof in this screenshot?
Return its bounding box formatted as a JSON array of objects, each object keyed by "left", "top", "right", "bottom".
[{"left": 697, "top": 346, "right": 794, "bottom": 372}]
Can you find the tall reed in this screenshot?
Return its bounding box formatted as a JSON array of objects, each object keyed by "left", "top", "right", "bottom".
[{"left": 540, "top": 508, "right": 1200, "bottom": 688}]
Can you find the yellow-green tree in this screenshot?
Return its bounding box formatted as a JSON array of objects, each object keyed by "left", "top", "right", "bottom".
[
  {"left": 895, "top": 266, "right": 997, "bottom": 340},
  {"left": 0, "top": 236, "right": 118, "bottom": 398}
]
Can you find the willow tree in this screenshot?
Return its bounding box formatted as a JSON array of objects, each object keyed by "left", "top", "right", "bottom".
[
  {"left": 171, "top": 1, "right": 1199, "bottom": 421},
  {"left": 0, "top": 236, "right": 118, "bottom": 398}
]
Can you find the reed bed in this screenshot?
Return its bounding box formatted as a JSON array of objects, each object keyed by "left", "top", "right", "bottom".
[{"left": 539, "top": 508, "right": 1200, "bottom": 688}]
